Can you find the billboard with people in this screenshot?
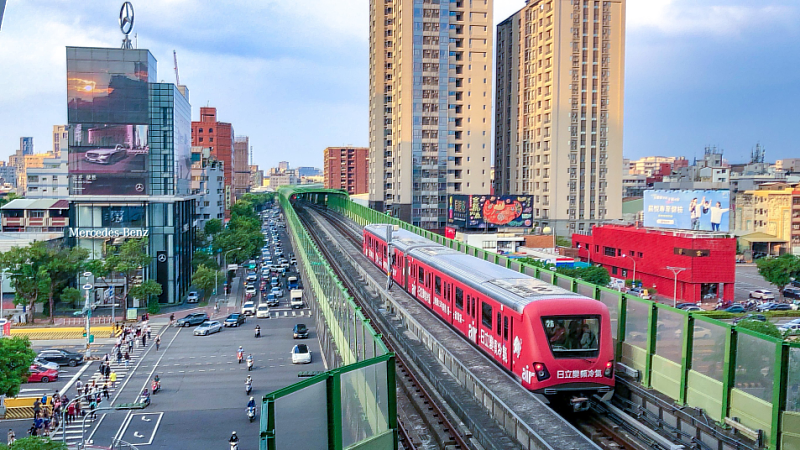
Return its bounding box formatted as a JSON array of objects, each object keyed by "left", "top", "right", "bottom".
[{"left": 643, "top": 189, "right": 731, "bottom": 232}]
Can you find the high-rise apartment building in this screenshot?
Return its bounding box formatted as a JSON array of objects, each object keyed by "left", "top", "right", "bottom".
[
  {"left": 233, "top": 136, "right": 251, "bottom": 201},
  {"left": 369, "top": 0, "right": 493, "bottom": 230},
  {"left": 192, "top": 107, "right": 234, "bottom": 212},
  {"left": 53, "top": 125, "right": 68, "bottom": 157},
  {"left": 324, "top": 146, "right": 368, "bottom": 195},
  {"left": 495, "top": 0, "right": 625, "bottom": 234}
]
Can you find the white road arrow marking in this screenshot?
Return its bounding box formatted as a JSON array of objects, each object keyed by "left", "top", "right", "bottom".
[
  {"left": 134, "top": 432, "right": 144, "bottom": 438},
  {"left": 141, "top": 416, "right": 151, "bottom": 422}
]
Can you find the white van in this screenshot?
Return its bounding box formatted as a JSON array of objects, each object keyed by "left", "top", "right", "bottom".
[{"left": 290, "top": 289, "right": 304, "bottom": 309}]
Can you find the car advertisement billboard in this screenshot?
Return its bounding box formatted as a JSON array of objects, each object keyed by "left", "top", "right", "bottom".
[
  {"left": 448, "top": 195, "right": 534, "bottom": 228},
  {"left": 643, "top": 189, "right": 731, "bottom": 232},
  {"left": 69, "top": 124, "right": 149, "bottom": 195}
]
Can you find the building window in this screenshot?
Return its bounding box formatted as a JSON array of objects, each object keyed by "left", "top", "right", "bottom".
[
  {"left": 611, "top": 267, "right": 617, "bottom": 275},
  {"left": 199, "top": 137, "right": 204, "bottom": 142},
  {"left": 604, "top": 246, "right": 616, "bottom": 257},
  {"left": 208, "top": 128, "right": 213, "bottom": 133}
]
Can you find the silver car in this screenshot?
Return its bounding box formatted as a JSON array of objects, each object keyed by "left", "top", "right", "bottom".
[
  {"left": 84, "top": 145, "right": 128, "bottom": 164},
  {"left": 193, "top": 320, "right": 223, "bottom": 336}
]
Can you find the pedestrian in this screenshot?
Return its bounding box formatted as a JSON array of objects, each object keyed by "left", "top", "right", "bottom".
[
  {"left": 34, "top": 416, "right": 43, "bottom": 432},
  {"left": 146, "top": 325, "right": 151, "bottom": 339},
  {"left": 53, "top": 398, "right": 61, "bottom": 417},
  {"left": 7, "top": 428, "right": 15, "bottom": 446},
  {"left": 89, "top": 398, "right": 96, "bottom": 421},
  {"left": 103, "top": 353, "right": 109, "bottom": 364},
  {"left": 74, "top": 400, "right": 82, "bottom": 419},
  {"left": 141, "top": 334, "right": 147, "bottom": 347},
  {"left": 169, "top": 313, "right": 175, "bottom": 326},
  {"left": 28, "top": 423, "right": 37, "bottom": 437},
  {"left": 67, "top": 403, "right": 76, "bottom": 424},
  {"left": 116, "top": 347, "right": 123, "bottom": 364},
  {"left": 124, "top": 351, "right": 130, "bottom": 368},
  {"left": 128, "top": 337, "right": 133, "bottom": 353},
  {"left": 42, "top": 413, "right": 50, "bottom": 437},
  {"left": 155, "top": 335, "right": 161, "bottom": 351},
  {"left": 110, "top": 370, "right": 117, "bottom": 388},
  {"left": 104, "top": 363, "right": 111, "bottom": 380},
  {"left": 41, "top": 393, "right": 48, "bottom": 407},
  {"left": 33, "top": 398, "right": 41, "bottom": 419},
  {"left": 61, "top": 394, "right": 68, "bottom": 405},
  {"left": 103, "top": 383, "right": 110, "bottom": 399}
]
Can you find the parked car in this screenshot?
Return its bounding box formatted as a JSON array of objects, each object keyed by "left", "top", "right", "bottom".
[
  {"left": 36, "top": 349, "right": 84, "bottom": 367},
  {"left": 762, "top": 303, "right": 792, "bottom": 311},
  {"left": 176, "top": 313, "right": 209, "bottom": 327},
  {"left": 733, "top": 314, "right": 767, "bottom": 325},
  {"left": 242, "top": 301, "right": 257, "bottom": 316},
  {"left": 682, "top": 306, "right": 703, "bottom": 312},
  {"left": 750, "top": 289, "right": 776, "bottom": 300},
  {"left": 224, "top": 313, "right": 247, "bottom": 327},
  {"left": 293, "top": 323, "right": 309, "bottom": 339},
  {"left": 187, "top": 291, "right": 199, "bottom": 303},
  {"left": 27, "top": 365, "right": 59, "bottom": 383},
  {"left": 628, "top": 288, "right": 651, "bottom": 300},
  {"left": 783, "top": 287, "right": 800, "bottom": 300},
  {"left": 256, "top": 304, "right": 271, "bottom": 318},
  {"left": 291, "top": 344, "right": 312, "bottom": 364},
  {"left": 194, "top": 321, "right": 223, "bottom": 336},
  {"left": 724, "top": 305, "right": 746, "bottom": 313}
]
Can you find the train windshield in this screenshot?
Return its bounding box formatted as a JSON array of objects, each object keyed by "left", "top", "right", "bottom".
[{"left": 542, "top": 316, "right": 600, "bottom": 358}]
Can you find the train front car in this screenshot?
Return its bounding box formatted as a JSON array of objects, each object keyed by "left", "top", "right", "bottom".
[{"left": 516, "top": 296, "right": 615, "bottom": 411}]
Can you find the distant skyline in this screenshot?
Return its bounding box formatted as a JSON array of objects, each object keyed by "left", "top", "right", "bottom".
[{"left": 0, "top": 0, "right": 798, "bottom": 172}]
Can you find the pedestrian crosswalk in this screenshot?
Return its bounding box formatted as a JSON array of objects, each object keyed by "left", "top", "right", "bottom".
[
  {"left": 51, "top": 326, "right": 164, "bottom": 444},
  {"left": 267, "top": 310, "right": 312, "bottom": 318}
]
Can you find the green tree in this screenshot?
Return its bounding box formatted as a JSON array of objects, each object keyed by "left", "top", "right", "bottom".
[
  {"left": 1, "top": 242, "right": 52, "bottom": 323},
  {"left": 0, "top": 436, "right": 68, "bottom": 450},
  {"left": 736, "top": 319, "right": 783, "bottom": 339},
  {"left": 0, "top": 336, "right": 36, "bottom": 397},
  {"left": 192, "top": 265, "right": 220, "bottom": 300},
  {"left": 43, "top": 247, "right": 89, "bottom": 323},
  {"left": 60, "top": 287, "right": 83, "bottom": 309},
  {"left": 756, "top": 254, "right": 800, "bottom": 297},
  {"left": 192, "top": 250, "right": 219, "bottom": 271},
  {"left": 576, "top": 266, "right": 611, "bottom": 286},
  {"left": 130, "top": 280, "right": 163, "bottom": 313},
  {"left": 0, "top": 192, "right": 22, "bottom": 208},
  {"left": 204, "top": 218, "right": 223, "bottom": 236},
  {"left": 104, "top": 238, "right": 152, "bottom": 309}
]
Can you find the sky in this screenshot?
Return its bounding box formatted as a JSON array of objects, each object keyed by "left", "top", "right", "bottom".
[{"left": 0, "top": 0, "right": 798, "bottom": 171}]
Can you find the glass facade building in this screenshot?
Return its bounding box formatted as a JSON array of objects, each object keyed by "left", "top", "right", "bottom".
[{"left": 66, "top": 47, "right": 194, "bottom": 305}]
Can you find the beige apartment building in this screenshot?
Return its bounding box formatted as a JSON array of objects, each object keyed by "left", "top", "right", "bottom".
[
  {"left": 494, "top": 0, "right": 625, "bottom": 235},
  {"left": 369, "top": 0, "right": 493, "bottom": 230}
]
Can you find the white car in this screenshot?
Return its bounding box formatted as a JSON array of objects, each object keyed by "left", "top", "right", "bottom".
[
  {"left": 187, "top": 291, "right": 199, "bottom": 303},
  {"left": 291, "top": 344, "right": 312, "bottom": 364},
  {"left": 779, "top": 323, "right": 800, "bottom": 335},
  {"left": 242, "top": 301, "right": 257, "bottom": 316},
  {"left": 256, "top": 304, "right": 271, "bottom": 318},
  {"left": 193, "top": 321, "right": 223, "bottom": 336},
  {"left": 750, "top": 289, "right": 775, "bottom": 300},
  {"left": 245, "top": 286, "right": 257, "bottom": 296}
]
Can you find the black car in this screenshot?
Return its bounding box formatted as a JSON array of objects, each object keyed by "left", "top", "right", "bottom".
[
  {"left": 176, "top": 313, "right": 209, "bottom": 327},
  {"left": 37, "top": 349, "right": 84, "bottom": 367},
  {"left": 293, "top": 323, "right": 309, "bottom": 339},
  {"left": 733, "top": 314, "right": 767, "bottom": 325},
  {"left": 784, "top": 287, "right": 800, "bottom": 299},
  {"left": 224, "top": 313, "right": 247, "bottom": 327},
  {"left": 675, "top": 303, "right": 698, "bottom": 310}
]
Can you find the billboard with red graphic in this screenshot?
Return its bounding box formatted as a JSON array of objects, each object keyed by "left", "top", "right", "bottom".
[{"left": 447, "top": 195, "right": 534, "bottom": 228}]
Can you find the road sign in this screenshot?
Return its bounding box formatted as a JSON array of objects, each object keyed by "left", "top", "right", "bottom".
[
  {"left": 83, "top": 283, "right": 93, "bottom": 290},
  {"left": 227, "top": 264, "right": 239, "bottom": 271}
]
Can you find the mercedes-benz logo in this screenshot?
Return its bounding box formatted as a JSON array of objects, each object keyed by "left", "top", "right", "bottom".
[
  {"left": 135, "top": 183, "right": 144, "bottom": 192},
  {"left": 157, "top": 254, "right": 167, "bottom": 263},
  {"left": 119, "top": 2, "right": 135, "bottom": 35}
]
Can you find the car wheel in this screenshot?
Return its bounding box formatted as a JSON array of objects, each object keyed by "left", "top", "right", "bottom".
[
  {"left": 68, "top": 360, "right": 77, "bottom": 367},
  {"left": 184, "top": 322, "right": 190, "bottom": 327}
]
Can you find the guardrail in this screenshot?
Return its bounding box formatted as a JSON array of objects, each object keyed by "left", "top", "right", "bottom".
[
  {"left": 259, "top": 189, "right": 396, "bottom": 450},
  {"left": 283, "top": 187, "right": 799, "bottom": 450}
]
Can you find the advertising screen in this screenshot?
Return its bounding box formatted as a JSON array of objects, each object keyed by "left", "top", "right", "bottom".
[
  {"left": 643, "top": 189, "right": 731, "bottom": 232},
  {"left": 69, "top": 124, "right": 149, "bottom": 195},
  {"left": 448, "top": 195, "right": 534, "bottom": 228}
]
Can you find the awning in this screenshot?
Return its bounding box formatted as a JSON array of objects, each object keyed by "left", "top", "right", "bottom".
[{"left": 738, "top": 232, "right": 787, "bottom": 244}]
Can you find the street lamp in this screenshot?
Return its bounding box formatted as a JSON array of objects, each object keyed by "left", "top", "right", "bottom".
[
  {"left": 622, "top": 254, "right": 637, "bottom": 286},
  {"left": 221, "top": 247, "right": 243, "bottom": 301},
  {"left": 666, "top": 266, "right": 688, "bottom": 307}
]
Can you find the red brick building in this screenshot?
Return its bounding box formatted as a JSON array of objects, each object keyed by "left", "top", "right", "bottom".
[
  {"left": 572, "top": 224, "right": 736, "bottom": 303},
  {"left": 324, "top": 146, "right": 368, "bottom": 195},
  {"left": 192, "top": 107, "right": 233, "bottom": 214}
]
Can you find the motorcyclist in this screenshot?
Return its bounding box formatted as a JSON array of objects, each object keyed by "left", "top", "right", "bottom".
[
  {"left": 245, "top": 375, "right": 253, "bottom": 393},
  {"left": 247, "top": 397, "right": 256, "bottom": 409},
  {"left": 254, "top": 325, "right": 261, "bottom": 338},
  {"left": 237, "top": 346, "right": 244, "bottom": 364},
  {"left": 229, "top": 431, "right": 239, "bottom": 445},
  {"left": 152, "top": 375, "right": 160, "bottom": 392},
  {"left": 140, "top": 388, "right": 150, "bottom": 405}
]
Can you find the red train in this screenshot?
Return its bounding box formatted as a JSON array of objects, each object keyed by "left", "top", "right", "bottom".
[{"left": 364, "top": 224, "right": 615, "bottom": 409}]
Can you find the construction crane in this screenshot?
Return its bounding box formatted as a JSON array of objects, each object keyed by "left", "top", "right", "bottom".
[{"left": 173, "top": 50, "right": 180, "bottom": 85}]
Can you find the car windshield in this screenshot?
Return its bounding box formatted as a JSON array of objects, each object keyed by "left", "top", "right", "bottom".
[
  {"left": 542, "top": 316, "right": 600, "bottom": 358},
  {"left": 296, "top": 324, "right": 307, "bottom": 332},
  {"left": 295, "top": 344, "right": 309, "bottom": 353}
]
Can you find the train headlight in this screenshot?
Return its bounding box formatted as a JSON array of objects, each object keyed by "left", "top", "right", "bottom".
[
  {"left": 533, "top": 362, "right": 550, "bottom": 381},
  {"left": 603, "top": 360, "right": 614, "bottom": 378}
]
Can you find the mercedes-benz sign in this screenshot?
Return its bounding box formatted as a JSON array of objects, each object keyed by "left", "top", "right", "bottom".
[{"left": 119, "top": 1, "right": 134, "bottom": 35}]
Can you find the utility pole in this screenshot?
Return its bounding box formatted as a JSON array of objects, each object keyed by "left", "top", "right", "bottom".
[
  {"left": 386, "top": 225, "right": 393, "bottom": 290},
  {"left": 666, "top": 266, "right": 687, "bottom": 307},
  {"left": 81, "top": 272, "right": 94, "bottom": 359}
]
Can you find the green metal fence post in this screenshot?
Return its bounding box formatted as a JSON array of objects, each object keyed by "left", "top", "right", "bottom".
[
  {"left": 265, "top": 398, "right": 276, "bottom": 450},
  {"left": 328, "top": 372, "right": 343, "bottom": 450},
  {"left": 679, "top": 313, "right": 693, "bottom": 405},
  {"left": 642, "top": 301, "right": 657, "bottom": 387},
  {"left": 772, "top": 342, "right": 790, "bottom": 449},
  {"left": 720, "top": 328, "right": 737, "bottom": 424},
  {"left": 616, "top": 294, "right": 627, "bottom": 363},
  {"left": 387, "top": 355, "right": 399, "bottom": 449}
]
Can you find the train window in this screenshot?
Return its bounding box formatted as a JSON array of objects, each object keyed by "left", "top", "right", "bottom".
[
  {"left": 435, "top": 276, "right": 441, "bottom": 295},
  {"left": 418, "top": 267, "right": 424, "bottom": 283},
  {"left": 542, "top": 315, "right": 600, "bottom": 358},
  {"left": 481, "top": 302, "right": 492, "bottom": 328},
  {"left": 455, "top": 287, "right": 463, "bottom": 309},
  {"left": 503, "top": 317, "right": 509, "bottom": 340},
  {"left": 496, "top": 313, "right": 502, "bottom": 335}
]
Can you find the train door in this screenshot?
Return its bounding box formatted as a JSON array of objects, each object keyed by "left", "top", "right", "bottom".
[
  {"left": 465, "top": 294, "right": 478, "bottom": 343},
  {"left": 501, "top": 308, "right": 511, "bottom": 369}
]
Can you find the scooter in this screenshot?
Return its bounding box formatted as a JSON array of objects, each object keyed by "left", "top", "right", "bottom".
[
  {"left": 237, "top": 352, "right": 244, "bottom": 364},
  {"left": 139, "top": 393, "right": 151, "bottom": 407},
  {"left": 230, "top": 442, "right": 239, "bottom": 450},
  {"left": 152, "top": 381, "right": 161, "bottom": 394},
  {"left": 247, "top": 406, "right": 256, "bottom": 422},
  {"left": 245, "top": 382, "right": 252, "bottom": 395}
]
